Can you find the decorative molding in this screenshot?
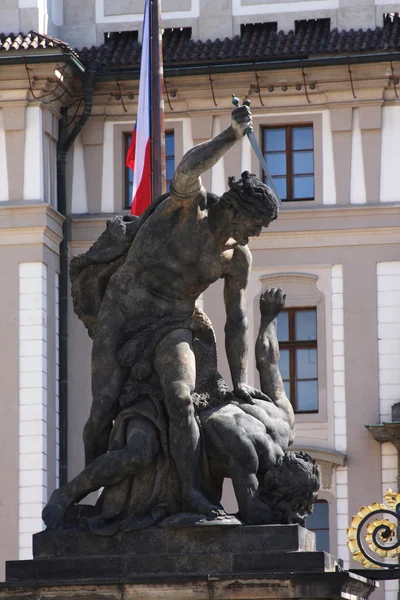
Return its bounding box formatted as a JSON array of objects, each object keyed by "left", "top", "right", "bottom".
[
  {"left": 291, "top": 445, "right": 346, "bottom": 490},
  {"left": 0, "top": 203, "right": 64, "bottom": 254}
]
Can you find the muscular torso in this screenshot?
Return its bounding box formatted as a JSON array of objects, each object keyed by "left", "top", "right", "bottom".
[{"left": 109, "top": 193, "right": 244, "bottom": 321}]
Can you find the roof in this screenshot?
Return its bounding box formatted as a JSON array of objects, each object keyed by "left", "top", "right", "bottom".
[
  {"left": 1, "top": 17, "right": 400, "bottom": 72},
  {"left": 77, "top": 17, "right": 400, "bottom": 70},
  {"left": 0, "top": 30, "right": 79, "bottom": 58}
]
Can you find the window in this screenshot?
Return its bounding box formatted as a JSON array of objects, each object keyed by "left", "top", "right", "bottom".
[
  {"left": 262, "top": 125, "right": 314, "bottom": 201},
  {"left": 306, "top": 500, "right": 330, "bottom": 552},
  {"left": 124, "top": 130, "right": 175, "bottom": 208},
  {"left": 165, "top": 130, "right": 175, "bottom": 191},
  {"left": 277, "top": 307, "right": 318, "bottom": 413}
]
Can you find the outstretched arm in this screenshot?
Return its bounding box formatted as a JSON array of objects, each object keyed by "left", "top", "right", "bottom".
[
  {"left": 169, "top": 105, "right": 252, "bottom": 205},
  {"left": 256, "top": 288, "right": 295, "bottom": 433}
]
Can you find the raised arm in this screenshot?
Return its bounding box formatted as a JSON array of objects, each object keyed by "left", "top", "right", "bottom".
[
  {"left": 169, "top": 105, "right": 252, "bottom": 205},
  {"left": 224, "top": 247, "right": 271, "bottom": 403}
]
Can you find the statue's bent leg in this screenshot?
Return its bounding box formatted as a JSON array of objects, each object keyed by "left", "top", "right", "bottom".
[
  {"left": 43, "top": 417, "right": 159, "bottom": 530},
  {"left": 154, "top": 328, "right": 224, "bottom": 518},
  {"left": 84, "top": 298, "right": 128, "bottom": 466}
]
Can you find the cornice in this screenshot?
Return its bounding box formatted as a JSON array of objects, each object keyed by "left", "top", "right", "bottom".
[{"left": 0, "top": 202, "right": 65, "bottom": 253}]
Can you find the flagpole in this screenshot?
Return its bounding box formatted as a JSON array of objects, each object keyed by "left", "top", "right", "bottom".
[{"left": 150, "top": 0, "right": 165, "bottom": 201}]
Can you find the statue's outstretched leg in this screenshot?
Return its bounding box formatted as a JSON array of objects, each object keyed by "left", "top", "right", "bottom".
[
  {"left": 153, "top": 328, "right": 225, "bottom": 518},
  {"left": 43, "top": 417, "right": 159, "bottom": 530}
]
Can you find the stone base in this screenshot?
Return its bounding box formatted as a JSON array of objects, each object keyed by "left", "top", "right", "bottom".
[
  {"left": 0, "top": 572, "right": 377, "bottom": 600},
  {"left": 0, "top": 525, "right": 377, "bottom": 600}
]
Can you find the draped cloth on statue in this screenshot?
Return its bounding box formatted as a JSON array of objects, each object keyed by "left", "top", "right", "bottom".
[{"left": 81, "top": 311, "right": 231, "bottom": 536}]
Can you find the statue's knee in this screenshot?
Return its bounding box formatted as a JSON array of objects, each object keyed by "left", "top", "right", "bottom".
[{"left": 164, "top": 382, "right": 194, "bottom": 420}]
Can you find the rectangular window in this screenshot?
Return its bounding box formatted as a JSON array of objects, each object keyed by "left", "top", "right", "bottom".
[
  {"left": 262, "top": 125, "right": 314, "bottom": 202},
  {"left": 124, "top": 130, "right": 175, "bottom": 208},
  {"left": 306, "top": 500, "right": 329, "bottom": 552},
  {"left": 277, "top": 307, "right": 318, "bottom": 413}
]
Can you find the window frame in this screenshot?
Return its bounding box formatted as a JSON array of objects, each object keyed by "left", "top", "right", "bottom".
[
  {"left": 250, "top": 113, "right": 323, "bottom": 208},
  {"left": 124, "top": 129, "right": 175, "bottom": 209},
  {"left": 278, "top": 306, "right": 318, "bottom": 414},
  {"left": 262, "top": 123, "right": 315, "bottom": 202}
]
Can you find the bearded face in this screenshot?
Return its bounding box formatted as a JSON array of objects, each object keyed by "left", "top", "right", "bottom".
[{"left": 229, "top": 211, "right": 268, "bottom": 246}]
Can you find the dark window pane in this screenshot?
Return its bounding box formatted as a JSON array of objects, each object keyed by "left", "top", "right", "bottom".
[
  {"left": 307, "top": 501, "right": 329, "bottom": 529},
  {"left": 265, "top": 128, "right": 286, "bottom": 151},
  {"left": 279, "top": 349, "right": 290, "bottom": 380},
  {"left": 296, "top": 380, "right": 318, "bottom": 411},
  {"left": 283, "top": 380, "right": 290, "bottom": 400},
  {"left": 295, "top": 310, "right": 317, "bottom": 341},
  {"left": 165, "top": 132, "right": 174, "bottom": 156},
  {"left": 266, "top": 152, "right": 286, "bottom": 176},
  {"left": 293, "top": 176, "right": 314, "bottom": 199},
  {"left": 127, "top": 182, "right": 133, "bottom": 205},
  {"left": 277, "top": 311, "right": 289, "bottom": 341},
  {"left": 307, "top": 502, "right": 330, "bottom": 553},
  {"left": 293, "top": 151, "right": 314, "bottom": 175},
  {"left": 292, "top": 126, "right": 313, "bottom": 150},
  {"left": 166, "top": 157, "right": 175, "bottom": 181},
  {"left": 296, "top": 348, "right": 317, "bottom": 379},
  {"left": 272, "top": 177, "right": 287, "bottom": 200},
  {"left": 315, "top": 529, "right": 330, "bottom": 553}
]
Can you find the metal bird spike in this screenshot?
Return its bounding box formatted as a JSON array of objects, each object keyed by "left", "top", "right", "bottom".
[{"left": 231, "top": 94, "right": 281, "bottom": 205}]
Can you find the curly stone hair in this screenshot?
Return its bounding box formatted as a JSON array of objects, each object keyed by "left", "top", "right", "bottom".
[
  {"left": 220, "top": 171, "right": 279, "bottom": 222},
  {"left": 259, "top": 451, "right": 320, "bottom": 525}
]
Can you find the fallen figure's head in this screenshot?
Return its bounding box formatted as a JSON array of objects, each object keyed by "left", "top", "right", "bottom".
[{"left": 259, "top": 451, "right": 320, "bottom": 526}]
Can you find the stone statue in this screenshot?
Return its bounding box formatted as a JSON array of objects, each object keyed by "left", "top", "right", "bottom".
[{"left": 42, "top": 103, "right": 320, "bottom": 532}]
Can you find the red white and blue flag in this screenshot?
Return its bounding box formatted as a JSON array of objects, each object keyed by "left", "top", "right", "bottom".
[{"left": 126, "top": 0, "right": 151, "bottom": 215}]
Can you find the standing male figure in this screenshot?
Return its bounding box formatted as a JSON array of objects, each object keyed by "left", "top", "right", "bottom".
[{"left": 83, "top": 102, "right": 280, "bottom": 517}]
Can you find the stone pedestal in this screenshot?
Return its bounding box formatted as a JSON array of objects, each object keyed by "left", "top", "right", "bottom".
[{"left": 0, "top": 525, "right": 377, "bottom": 600}]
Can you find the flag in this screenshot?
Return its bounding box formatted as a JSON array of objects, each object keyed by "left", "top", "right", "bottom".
[{"left": 126, "top": 0, "right": 151, "bottom": 215}]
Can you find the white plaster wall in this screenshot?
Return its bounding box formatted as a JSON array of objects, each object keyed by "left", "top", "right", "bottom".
[
  {"left": 52, "top": 0, "right": 63, "bottom": 25},
  {"left": 380, "top": 106, "right": 400, "bottom": 203},
  {"left": 231, "top": 0, "right": 339, "bottom": 16},
  {"left": 240, "top": 134, "right": 252, "bottom": 174},
  {"left": 210, "top": 116, "right": 225, "bottom": 196},
  {"left": 18, "top": 262, "right": 47, "bottom": 560},
  {"left": 0, "top": 110, "right": 9, "bottom": 202},
  {"left": 95, "top": 0, "right": 200, "bottom": 24},
  {"left": 322, "top": 110, "right": 336, "bottom": 205},
  {"left": 23, "top": 106, "right": 44, "bottom": 202},
  {"left": 350, "top": 109, "right": 366, "bottom": 205},
  {"left": 377, "top": 261, "right": 400, "bottom": 600},
  {"left": 181, "top": 117, "right": 194, "bottom": 156},
  {"left": 331, "top": 264, "right": 349, "bottom": 567},
  {"left": 377, "top": 261, "right": 400, "bottom": 421},
  {"left": 55, "top": 272, "right": 60, "bottom": 488},
  {"left": 101, "top": 121, "right": 114, "bottom": 213},
  {"left": 71, "top": 134, "right": 88, "bottom": 214}
]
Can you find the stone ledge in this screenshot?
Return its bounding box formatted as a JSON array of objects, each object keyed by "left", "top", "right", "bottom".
[
  {"left": 32, "top": 524, "right": 315, "bottom": 559},
  {"left": 0, "top": 572, "right": 378, "bottom": 600}
]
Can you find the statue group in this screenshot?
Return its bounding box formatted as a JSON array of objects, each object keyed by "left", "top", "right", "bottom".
[{"left": 43, "top": 102, "right": 320, "bottom": 535}]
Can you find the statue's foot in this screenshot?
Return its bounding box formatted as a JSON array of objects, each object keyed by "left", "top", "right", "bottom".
[
  {"left": 42, "top": 492, "right": 70, "bottom": 530},
  {"left": 183, "top": 490, "right": 226, "bottom": 518},
  {"left": 259, "top": 288, "right": 286, "bottom": 321}
]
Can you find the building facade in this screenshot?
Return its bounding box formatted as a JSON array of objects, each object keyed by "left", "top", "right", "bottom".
[{"left": 0, "top": 2, "right": 400, "bottom": 598}]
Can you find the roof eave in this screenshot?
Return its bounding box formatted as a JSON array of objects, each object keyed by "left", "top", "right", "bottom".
[{"left": 91, "top": 50, "right": 400, "bottom": 81}]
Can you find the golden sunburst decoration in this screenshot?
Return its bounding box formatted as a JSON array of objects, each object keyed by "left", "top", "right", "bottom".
[{"left": 347, "top": 490, "right": 400, "bottom": 569}]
